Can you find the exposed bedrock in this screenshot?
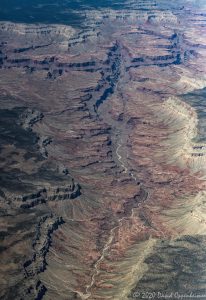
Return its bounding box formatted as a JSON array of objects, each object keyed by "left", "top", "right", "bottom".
[
  {"left": 0, "top": 105, "right": 83, "bottom": 300},
  {"left": 1, "top": 0, "right": 206, "bottom": 299},
  {"left": 129, "top": 235, "right": 206, "bottom": 300}
]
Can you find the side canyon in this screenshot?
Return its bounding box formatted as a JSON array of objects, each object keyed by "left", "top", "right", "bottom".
[{"left": 0, "top": 0, "right": 206, "bottom": 299}]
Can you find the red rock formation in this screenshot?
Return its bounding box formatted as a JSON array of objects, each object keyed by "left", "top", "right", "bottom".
[{"left": 1, "top": 0, "right": 206, "bottom": 299}]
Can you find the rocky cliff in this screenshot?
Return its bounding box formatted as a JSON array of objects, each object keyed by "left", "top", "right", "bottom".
[{"left": 1, "top": 0, "right": 206, "bottom": 299}]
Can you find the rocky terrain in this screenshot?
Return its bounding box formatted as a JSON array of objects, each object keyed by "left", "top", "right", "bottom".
[{"left": 0, "top": 0, "right": 206, "bottom": 299}]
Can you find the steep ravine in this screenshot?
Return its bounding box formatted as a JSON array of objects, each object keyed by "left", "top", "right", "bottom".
[{"left": 1, "top": 1, "right": 206, "bottom": 299}]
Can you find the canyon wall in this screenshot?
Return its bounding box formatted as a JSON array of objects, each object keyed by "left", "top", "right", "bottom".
[{"left": 0, "top": 0, "right": 206, "bottom": 299}]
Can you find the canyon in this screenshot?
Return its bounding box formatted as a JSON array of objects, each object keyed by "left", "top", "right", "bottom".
[{"left": 0, "top": 0, "right": 206, "bottom": 299}]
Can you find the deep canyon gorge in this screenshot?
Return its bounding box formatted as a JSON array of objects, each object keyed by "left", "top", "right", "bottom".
[{"left": 0, "top": 0, "right": 206, "bottom": 299}]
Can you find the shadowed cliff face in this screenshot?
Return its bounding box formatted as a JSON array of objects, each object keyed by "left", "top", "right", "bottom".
[
  {"left": 130, "top": 236, "right": 206, "bottom": 300},
  {"left": 0, "top": 0, "right": 206, "bottom": 299},
  {"left": 182, "top": 88, "right": 206, "bottom": 143},
  {"left": 0, "top": 106, "right": 81, "bottom": 299}
]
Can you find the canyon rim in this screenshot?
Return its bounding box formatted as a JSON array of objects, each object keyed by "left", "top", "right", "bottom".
[{"left": 0, "top": 0, "right": 206, "bottom": 299}]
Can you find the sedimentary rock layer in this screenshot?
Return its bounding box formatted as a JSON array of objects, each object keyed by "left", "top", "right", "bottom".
[{"left": 0, "top": 0, "right": 206, "bottom": 299}]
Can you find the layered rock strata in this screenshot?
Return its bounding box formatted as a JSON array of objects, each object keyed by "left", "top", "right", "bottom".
[{"left": 0, "top": 0, "right": 206, "bottom": 299}]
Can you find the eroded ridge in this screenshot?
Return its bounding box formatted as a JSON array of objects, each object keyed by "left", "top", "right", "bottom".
[{"left": 1, "top": 0, "right": 206, "bottom": 299}]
